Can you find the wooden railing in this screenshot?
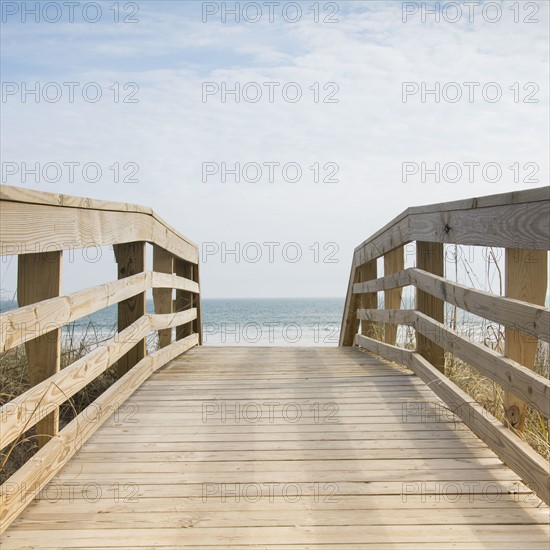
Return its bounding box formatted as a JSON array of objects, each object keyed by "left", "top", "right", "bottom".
[
  {"left": 340, "top": 187, "right": 550, "bottom": 505},
  {"left": 0, "top": 185, "right": 202, "bottom": 531}
]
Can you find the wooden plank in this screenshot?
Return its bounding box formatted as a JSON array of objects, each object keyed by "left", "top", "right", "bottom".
[
  {"left": 2, "top": 273, "right": 146, "bottom": 352},
  {"left": 0, "top": 185, "right": 198, "bottom": 262},
  {"left": 0, "top": 184, "right": 153, "bottom": 214},
  {"left": 409, "top": 200, "right": 550, "bottom": 250},
  {"left": 416, "top": 241, "right": 445, "bottom": 372},
  {"left": 353, "top": 267, "right": 550, "bottom": 343},
  {"left": 1, "top": 273, "right": 199, "bottom": 353},
  {"left": 339, "top": 259, "right": 360, "bottom": 346},
  {"left": 359, "top": 260, "right": 377, "bottom": 339},
  {"left": 357, "top": 309, "right": 550, "bottom": 417},
  {"left": 407, "top": 352, "right": 550, "bottom": 506},
  {"left": 1, "top": 312, "right": 195, "bottom": 449},
  {"left": 352, "top": 187, "right": 549, "bottom": 267},
  {"left": 0, "top": 316, "right": 150, "bottom": 450},
  {"left": 16, "top": 251, "right": 62, "bottom": 447},
  {"left": 504, "top": 248, "right": 548, "bottom": 430},
  {"left": 0, "top": 335, "right": 198, "bottom": 534},
  {"left": 355, "top": 334, "right": 410, "bottom": 365},
  {"left": 354, "top": 336, "right": 550, "bottom": 505},
  {"left": 150, "top": 310, "right": 197, "bottom": 331},
  {"left": 114, "top": 242, "right": 146, "bottom": 377},
  {"left": 383, "top": 246, "right": 404, "bottom": 345},
  {"left": 353, "top": 269, "right": 410, "bottom": 296},
  {"left": 2, "top": 520, "right": 549, "bottom": 547},
  {"left": 2, "top": 345, "right": 548, "bottom": 545},
  {"left": 194, "top": 260, "right": 203, "bottom": 344},
  {"left": 174, "top": 259, "right": 195, "bottom": 340},
  {"left": 152, "top": 246, "right": 174, "bottom": 349}
]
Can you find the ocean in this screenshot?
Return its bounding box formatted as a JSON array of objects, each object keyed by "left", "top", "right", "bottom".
[{"left": 0, "top": 298, "right": 345, "bottom": 348}]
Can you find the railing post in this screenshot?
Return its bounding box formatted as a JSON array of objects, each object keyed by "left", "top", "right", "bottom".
[
  {"left": 114, "top": 242, "right": 146, "bottom": 377},
  {"left": 339, "top": 259, "right": 360, "bottom": 346},
  {"left": 174, "top": 259, "right": 196, "bottom": 340},
  {"left": 17, "top": 251, "right": 62, "bottom": 448},
  {"left": 194, "top": 261, "right": 203, "bottom": 344},
  {"left": 153, "top": 245, "right": 174, "bottom": 349},
  {"left": 503, "top": 248, "right": 548, "bottom": 431},
  {"left": 360, "top": 259, "right": 378, "bottom": 339},
  {"left": 384, "top": 246, "right": 404, "bottom": 345},
  {"left": 416, "top": 241, "right": 445, "bottom": 372}
]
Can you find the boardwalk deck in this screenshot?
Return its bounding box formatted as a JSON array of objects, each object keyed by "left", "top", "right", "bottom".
[{"left": 2, "top": 347, "right": 549, "bottom": 549}]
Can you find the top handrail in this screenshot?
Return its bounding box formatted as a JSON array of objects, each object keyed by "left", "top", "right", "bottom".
[
  {"left": 353, "top": 186, "right": 549, "bottom": 266},
  {"left": 0, "top": 184, "right": 198, "bottom": 262}
]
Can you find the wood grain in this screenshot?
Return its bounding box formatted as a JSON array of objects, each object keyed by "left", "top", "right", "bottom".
[
  {"left": 416, "top": 242, "right": 445, "bottom": 372},
  {"left": 2, "top": 346, "right": 547, "bottom": 547},
  {"left": 152, "top": 246, "right": 174, "bottom": 348},
  {"left": 17, "top": 251, "right": 62, "bottom": 447},
  {"left": 383, "top": 246, "right": 404, "bottom": 345},
  {"left": 114, "top": 243, "right": 146, "bottom": 377},
  {"left": 504, "top": 248, "right": 548, "bottom": 430}
]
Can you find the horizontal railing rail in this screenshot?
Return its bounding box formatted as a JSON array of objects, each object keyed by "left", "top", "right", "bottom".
[
  {"left": 0, "top": 185, "right": 202, "bottom": 532},
  {"left": 340, "top": 187, "right": 550, "bottom": 505}
]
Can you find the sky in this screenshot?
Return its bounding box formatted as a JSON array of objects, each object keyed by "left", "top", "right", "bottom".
[{"left": 1, "top": 0, "right": 549, "bottom": 298}]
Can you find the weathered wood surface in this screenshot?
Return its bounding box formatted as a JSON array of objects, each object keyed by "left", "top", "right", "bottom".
[
  {"left": 415, "top": 242, "right": 445, "bottom": 372},
  {"left": 153, "top": 246, "right": 174, "bottom": 349},
  {"left": 503, "top": 248, "right": 548, "bottom": 430},
  {"left": 0, "top": 311, "right": 197, "bottom": 450},
  {"left": 115, "top": 242, "right": 147, "bottom": 377},
  {"left": 16, "top": 251, "right": 62, "bottom": 447},
  {"left": 354, "top": 267, "right": 550, "bottom": 343},
  {"left": 357, "top": 309, "right": 550, "bottom": 418},
  {"left": 2, "top": 347, "right": 548, "bottom": 548},
  {"left": 355, "top": 335, "right": 550, "bottom": 506},
  {"left": 353, "top": 187, "right": 549, "bottom": 266},
  {"left": 0, "top": 185, "right": 198, "bottom": 263},
  {"left": 339, "top": 258, "right": 360, "bottom": 346},
  {"left": 383, "top": 246, "right": 404, "bottom": 345},
  {"left": 1, "top": 272, "right": 199, "bottom": 352},
  {"left": 359, "top": 260, "right": 377, "bottom": 338},
  {"left": 0, "top": 335, "right": 199, "bottom": 534}
]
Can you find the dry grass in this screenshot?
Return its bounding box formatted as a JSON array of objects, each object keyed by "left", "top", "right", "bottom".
[
  {"left": 0, "top": 319, "right": 160, "bottom": 484},
  {"left": 445, "top": 321, "right": 550, "bottom": 460},
  {"left": 0, "top": 323, "right": 119, "bottom": 484}
]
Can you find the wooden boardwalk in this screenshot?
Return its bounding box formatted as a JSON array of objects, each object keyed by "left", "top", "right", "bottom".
[{"left": 3, "top": 347, "right": 549, "bottom": 549}]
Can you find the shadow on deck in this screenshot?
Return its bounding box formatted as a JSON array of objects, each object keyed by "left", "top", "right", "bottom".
[{"left": 3, "top": 347, "right": 549, "bottom": 549}]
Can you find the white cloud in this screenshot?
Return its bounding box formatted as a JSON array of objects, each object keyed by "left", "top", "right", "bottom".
[{"left": 1, "top": 1, "right": 548, "bottom": 297}]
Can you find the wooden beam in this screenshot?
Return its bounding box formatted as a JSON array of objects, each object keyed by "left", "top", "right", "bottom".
[
  {"left": 174, "top": 259, "right": 195, "bottom": 340},
  {"left": 194, "top": 261, "right": 203, "bottom": 344},
  {"left": 1, "top": 201, "right": 198, "bottom": 264},
  {"left": 352, "top": 187, "right": 549, "bottom": 267},
  {"left": 416, "top": 242, "right": 445, "bottom": 373},
  {"left": 359, "top": 260, "right": 378, "bottom": 339},
  {"left": 339, "top": 260, "right": 360, "bottom": 346},
  {"left": 2, "top": 273, "right": 199, "bottom": 353},
  {"left": 0, "top": 334, "right": 199, "bottom": 534},
  {"left": 152, "top": 246, "right": 174, "bottom": 349},
  {"left": 407, "top": 353, "right": 550, "bottom": 506},
  {"left": 16, "top": 251, "right": 62, "bottom": 448},
  {"left": 353, "top": 267, "right": 550, "bottom": 343},
  {"left": 0, "top": 317, "right": 150, "bottom": 450},
  {"left": 114, "top": 242, "right": 146, "bottom": 377},
  {"left": 504, "top": 248, "right": 548, "bottom": 431},
  {"left": 383, "top": 246, "right": 404, "bottom": 345},
  {"left": 354, "top": 335, "right": 550, "bottom": 506},
  {"left": 0, "top": 309, "right": 197, "bottom": 451},
  {"left": 358, "top": 309, "right": 550, "bottom": 418}
]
